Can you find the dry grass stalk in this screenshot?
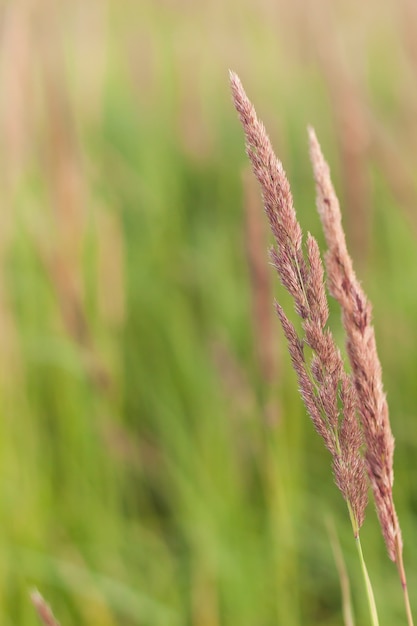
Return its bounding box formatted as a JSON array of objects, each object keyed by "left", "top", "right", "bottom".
[
  {"left": 31, "top": 590, "right": 61, "bottom": 626},
  {"left": 230, "top": 69, "right": 414, "bottom": 626},
  {"left": 309, "top": 129, "right": 413, "bottom": 625},
  {"left": 308, "top": 127, "right": 399, "bottom": 560},
  {"left": 230, "top": 71, "right": 368, "bottom": 533}
]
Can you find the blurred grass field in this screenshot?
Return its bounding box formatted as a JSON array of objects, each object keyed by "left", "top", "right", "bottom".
[{"left": 1, "top": 0, "right": 417, "bottom": 624}]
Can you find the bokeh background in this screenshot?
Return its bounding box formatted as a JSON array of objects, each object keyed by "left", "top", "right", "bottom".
[{"left": 1, "top": 0, "right": 417, "bottom": 624}]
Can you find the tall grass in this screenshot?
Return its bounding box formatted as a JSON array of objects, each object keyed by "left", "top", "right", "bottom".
[
  {"left": 231, "top": 70, "right": 415, "bottom": 624},
  {"left": 0, "top": 1, "right": 416, "bottom": 624}
]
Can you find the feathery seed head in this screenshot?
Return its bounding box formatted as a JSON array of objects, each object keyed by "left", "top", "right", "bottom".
[
  {"left": 231, "top": 72, "right": 368, "bottom": 532},
  {"left": 309, "top": 125, "right": 401, "bottom": 560}
]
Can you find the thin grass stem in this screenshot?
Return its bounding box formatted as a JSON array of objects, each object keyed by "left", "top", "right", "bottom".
[
  {"left": 326, "top": 516, "right": 355, "bottom": 626},
  {"left": 395, "top": 535, "right": 414, "bottom": 626},
  {"left": 345, "top": 501, "right": 379, "bottom": 626},
  {"left": 355, "top": 535, "right": 379, "bottom": 626}
]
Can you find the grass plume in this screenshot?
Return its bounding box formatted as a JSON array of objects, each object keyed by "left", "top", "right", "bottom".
[
  {"left": 230, "top": 69, "right": 414, "bottom": 625},
  {"left": 309, "top": 127, "right": 413, "bottom": 625},
  {"left": 230, "top": 69, "right": 367, "bottom": 536},
  {"left": 31, "top": 590, "right": 61, "bottom": 626}
]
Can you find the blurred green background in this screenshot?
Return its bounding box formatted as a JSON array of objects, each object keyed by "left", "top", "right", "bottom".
[{"left": 1, "top": 0, "right": 417, "bottom": 624}]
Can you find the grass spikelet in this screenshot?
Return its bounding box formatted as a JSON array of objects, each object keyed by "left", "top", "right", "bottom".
[
  {"left": 30, "top": 590, "right": 61, "bottom": 626},
  {"left": 230, "top": 70, "right": 368, "bottom": 535},
  {"left": 309, "top": 126, "right": 413, "bottom": 625}
]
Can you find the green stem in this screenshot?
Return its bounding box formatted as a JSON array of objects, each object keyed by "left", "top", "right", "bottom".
[
  {"left": 355, "top": 534, "right": 379, "bottom": 626},
  {"left": 346, "top": 502, "right": 379, "bottom": 626},
  {"left": 326, "top": 516, "right": 355, "bottom": 626}
]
